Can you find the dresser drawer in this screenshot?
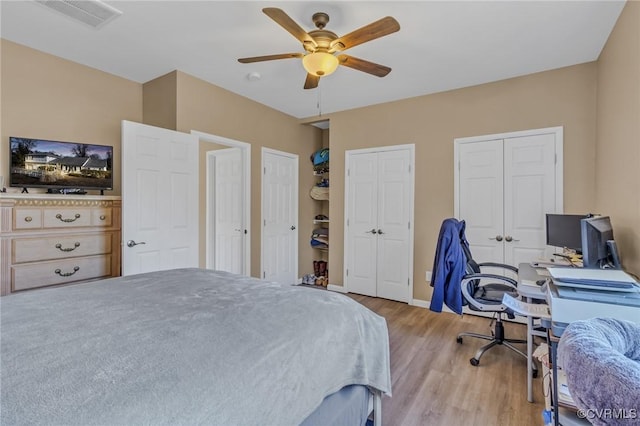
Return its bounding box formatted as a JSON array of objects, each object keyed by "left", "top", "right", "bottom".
[
  {"left": 43, "top": 208, "right": 92, "bottom": 228},
  {"left": 12, "top": 234, "right": 112, "bottom": 264},
  {"left": 92, "top": 207, "right": 112, "bottom": 227},
  {"left": 14, "top": 209, "right": 43, "bottom": 230},
  {"left": 12, "top": 255, "right": 112, "bottom": 292}
]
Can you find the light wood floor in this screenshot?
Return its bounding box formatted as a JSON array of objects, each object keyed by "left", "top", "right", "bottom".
[{"left": 349, "top": 294, "right": 546, "bottom": 426}]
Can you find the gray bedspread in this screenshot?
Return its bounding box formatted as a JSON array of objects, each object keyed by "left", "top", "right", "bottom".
[{"left": 1, "top": 268, "right": 391, "bottom": 426}]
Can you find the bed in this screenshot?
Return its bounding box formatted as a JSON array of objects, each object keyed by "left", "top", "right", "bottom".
[{"left": 1, "top": 268, "right": 391, "bottom": 425}]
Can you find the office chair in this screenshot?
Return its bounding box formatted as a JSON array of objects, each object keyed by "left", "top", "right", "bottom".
[{"left": 457, "top": 242, "right": 537, "bottom": 376}]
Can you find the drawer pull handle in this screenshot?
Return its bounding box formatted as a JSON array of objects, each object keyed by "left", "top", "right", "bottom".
[
  {"left": 56, "top": 213, "right": 81, "bottom": 223},
  {"left": 55, "top": 242, "right": 81, "bottom": 252},
  {"left": 54, "top": 266, "right": 80, "bottom": 277},
  {"left": 99, "top": 215, "right": 106, "bottom": 221},
  {"left": 24, "top": 216, "right": 33, "bottom": 222}
]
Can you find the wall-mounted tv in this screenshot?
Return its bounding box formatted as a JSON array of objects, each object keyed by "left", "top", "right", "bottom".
[{"left": 9, "top": 137, "right": 113, "bottom": 191}]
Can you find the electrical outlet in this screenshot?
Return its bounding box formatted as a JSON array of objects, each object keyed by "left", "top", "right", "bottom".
[{"left": 425, "top": 271, "right": 432, "bottom": 282}]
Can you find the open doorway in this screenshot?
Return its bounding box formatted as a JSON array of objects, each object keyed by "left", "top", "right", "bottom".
[{"left": 191, "top": 131, "right": 251, "bottom": 276}]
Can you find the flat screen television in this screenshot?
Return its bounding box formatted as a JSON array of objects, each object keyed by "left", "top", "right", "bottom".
[{"left": 9, "top": 136, "right": 113, "bottom": 192}]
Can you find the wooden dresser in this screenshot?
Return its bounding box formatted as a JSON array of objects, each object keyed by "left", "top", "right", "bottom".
[{"left": 0, "top": 194, "right": 121, "bottom": 296}]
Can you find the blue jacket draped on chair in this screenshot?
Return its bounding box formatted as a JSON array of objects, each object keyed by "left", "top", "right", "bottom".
[{"left": 429, "top": 218, "right": 468, "bottom": 314}]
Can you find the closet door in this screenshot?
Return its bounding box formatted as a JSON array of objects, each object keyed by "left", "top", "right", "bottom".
[
  {"left": 504, "top": 133, "right": 557, "bottom": 265},
  {"left": 345, "top": 146, "right": 414, "bottom": 303},
  {"left": 458, "top": 139, "right": 505, "bottom": 265},
  {"left": 376, "top": 149, "right": 412, "bottom": 302},
  {"left": 455, "top": 128, "right": 562, "bottom": 269},
  {"left": 345, "top": 153, "right": 378, "bottom": 297}
]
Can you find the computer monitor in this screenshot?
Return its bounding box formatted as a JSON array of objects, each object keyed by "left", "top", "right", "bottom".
[
  {"left": 581, "top": 216, "right": 621, "bottom": 269},
  {"left": 546, "top": 214, "right": 587, "bottom": 252}
]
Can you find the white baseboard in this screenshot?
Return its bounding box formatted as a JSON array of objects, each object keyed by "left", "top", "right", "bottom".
[
  {"left": 410, "top": 299, "right": 429, "bottom": 308},
  {"left": 327, "top": 284, "right": 347, "bottom": 293}
]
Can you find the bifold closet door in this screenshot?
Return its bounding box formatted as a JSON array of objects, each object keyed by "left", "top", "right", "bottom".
[{"left": 345, "top": 148, "right": 412, "bottom": 303}]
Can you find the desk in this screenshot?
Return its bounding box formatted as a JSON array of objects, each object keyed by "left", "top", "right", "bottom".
[
  {"left": 517, "top": 262, "right": 549, "bottom": 403},
  {"left": 519, "top": 263, "right": 640, "bottom": 421}
]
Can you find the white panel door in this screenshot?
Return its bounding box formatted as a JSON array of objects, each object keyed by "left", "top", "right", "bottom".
[
  {"left": 345, "top": 146, "right": 414, "bottom": 303},
  {"left": 212, "top": 148, "right": 244, "bottom": 274},
  {"left": 458, "top": 139, "right": 504, "bottom": 265},
  {"left": 262, "top": 149, "right": 298, "bottom": 285},
  {"left": 504, "top": 134, "right": 557, "bottom": 265},
  {"left": 376, "top": 149, "right": 412, "bottom": 302},
  {"left": 121, "top": 121, "right": 198, "bottom": 275},
  {"left": 455, "top": 128, "right": 562, "bottom": 272},
  {"left": 345, "top": 152, "right": 378, "bottom": 297}
]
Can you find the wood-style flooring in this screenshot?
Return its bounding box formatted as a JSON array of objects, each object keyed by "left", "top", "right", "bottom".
[{"left": 349, "top": 294, "right": 546, "bottom": 426}]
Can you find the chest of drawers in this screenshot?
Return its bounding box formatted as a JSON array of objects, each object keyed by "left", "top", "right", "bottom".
[{"left": 0, "top": 195, "right": 121, "bottom": 295}]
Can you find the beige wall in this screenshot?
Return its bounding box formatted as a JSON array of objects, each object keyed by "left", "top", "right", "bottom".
[
  {"left": 595, "top": 1, "right": 640, "bottom": 276},
  {"left": 143, "top": 71, "right": 177, "bottom": 130},
  {"left": 0, "top": 40, "right": 142, "bottom": 196},
  {"left": 4, "top": 8, "right": 638, "bottom": 296},
  {"left": 327, "top": 63, "right": 598, "bottom": 301}
]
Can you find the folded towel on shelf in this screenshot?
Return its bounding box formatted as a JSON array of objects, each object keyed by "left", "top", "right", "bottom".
[{"left": 310, "top": 186, "right": 329, "bottom": 200}]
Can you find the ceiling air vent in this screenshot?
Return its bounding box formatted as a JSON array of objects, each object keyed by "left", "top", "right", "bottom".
[{"left": 34, "top": 0, "right": 123, "bottom": 29}]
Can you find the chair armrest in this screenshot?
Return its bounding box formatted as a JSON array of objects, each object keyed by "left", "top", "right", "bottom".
[
  {"left": 460, "top": 273, "right": 518, "bottom": 312},
  {"left": 477, "top": 262, "right": 519, "bottom": 273},
  {"left": 462, "top": 272, "right": 518, "bottom": 288}
]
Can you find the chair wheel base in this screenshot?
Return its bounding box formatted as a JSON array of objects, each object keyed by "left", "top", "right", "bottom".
[
  {"left": 470, "top": 358, "right": 480, "bottom": 366},
  {"left": 456, "top": 337, "right": 463, "bottom": 344}
]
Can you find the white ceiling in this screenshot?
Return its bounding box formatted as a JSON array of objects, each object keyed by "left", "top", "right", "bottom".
[{"left": 0, "top": 1, "right": 626, "bottom": 119}]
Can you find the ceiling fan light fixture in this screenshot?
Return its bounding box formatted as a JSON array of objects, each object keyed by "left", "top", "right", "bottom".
[{"left": 303, "top": 52, "right": 339, "bottom": 77}]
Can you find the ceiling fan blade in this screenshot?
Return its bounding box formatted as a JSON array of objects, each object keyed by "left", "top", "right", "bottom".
[
  {"left": 238, "top": 53, "right": 303, "bottom": 63},
  {"left": 304, "top": 74, "right": 320, "bottom": 90},
  {"left": 331, "top": 16, "right": 400, "bottom": 52},
  {"left": 337, "top": 55, "right": 391, "bottom": 77},
  {"left": 263, "top": 8, "right": 317, "bottom": 48}
]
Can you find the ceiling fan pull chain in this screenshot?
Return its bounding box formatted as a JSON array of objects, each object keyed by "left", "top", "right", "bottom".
[{"left": 317, "top": 86, "right": 323, "bottom": 117}]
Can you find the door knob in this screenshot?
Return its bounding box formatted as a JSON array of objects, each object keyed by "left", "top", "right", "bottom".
[
  {"left": 290, "top": 225, "right": 296, "bottom": 230},
  {"left": 366, "top": 229, "right": 377, "bottom": 234},
  {"left": 377, "top": 229, "right": 384, "bottom": 235},
  {"left": 489, "top": 235, "right": 503, "bottom": 241},
  {"left": 504, "top": 235, "right": 520, "bottom": 242},
  {"left": 126, "top": 240, "right": 146, "bottom": 248}
]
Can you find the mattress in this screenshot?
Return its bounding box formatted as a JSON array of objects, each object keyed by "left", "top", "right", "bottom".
[
  {"left": 301, "top": 385, "right": 371, "bottom": 426},
  {"left": 1, "top": 268, "right": 391, "bottom": 425}
]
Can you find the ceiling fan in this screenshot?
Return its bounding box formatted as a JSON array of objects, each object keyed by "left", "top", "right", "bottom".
[{"left": 238, "top": 8, "right": 400, "bottom": 89}]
